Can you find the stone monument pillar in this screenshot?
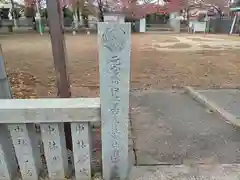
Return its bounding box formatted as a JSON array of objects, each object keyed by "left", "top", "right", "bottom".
[{"left": 169, "top": 12, "right": 181, "bottom": 33}]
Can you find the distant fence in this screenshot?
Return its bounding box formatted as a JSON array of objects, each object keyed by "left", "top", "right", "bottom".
[
  {"left": 0, "top": 18, "right": 98, "bottom": 30},
  {"left": 0, "top": 18, "right": 33, "bottom": 27},
  {"left": 146, "top": 23, "right": 172, "bottom": 31},
  {"left": 146, "top": 23, "right": 188, "bottom": 32}
]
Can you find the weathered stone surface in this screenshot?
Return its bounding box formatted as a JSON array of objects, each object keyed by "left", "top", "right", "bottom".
[
  {"left": 0, "top": 98, "right": 100, "bottom": 123},
  {"left": 197, "top": 89, "right": 240, "bottom": 118},
  {"left": 130, "top": 90, "right": 240, "bottom": 165},
  {"left": 8, "top": 124, "right": 41, "bottom": 180},
  {"left": 98, "top": 22, "right": 131, "bottom": 180},
  {"left": 90, "top": 124, "right": 135, "bottom": 173},
  {"left": 0, "top": 125, "right": 18, "bottom": 180},
  {"left": 40, "top": 123, "right": 68, "bottom": 179},
  {"left": 184, "top": 87, "right": 238, "bottom": 126},
  {"left": 129, "top": 164, "right": 240, "bottom": 180},
  {"left": 0, "top": 46, "right": 18, "bottom": 180},
  {"left": 71, "top": 122, "right": 91, "bottom": 180}
]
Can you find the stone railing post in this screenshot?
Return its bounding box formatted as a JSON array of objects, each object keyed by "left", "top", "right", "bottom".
[{"left": 0, "top": 45, "right": 18, "bottom": 180}]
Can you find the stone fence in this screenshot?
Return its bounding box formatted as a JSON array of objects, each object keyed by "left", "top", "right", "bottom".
[{"left": 0, "top": 98, "right": 100, "bottom": 180}]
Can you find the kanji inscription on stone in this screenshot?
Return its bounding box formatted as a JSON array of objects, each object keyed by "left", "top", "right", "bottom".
[
  {"left": 71, "top": 122, "right": 91, "bottom": 180},
  {"left": 98, "top": 22, "right": 131, "bottom": 180}
]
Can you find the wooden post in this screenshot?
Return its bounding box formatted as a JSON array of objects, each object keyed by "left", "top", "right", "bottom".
[
  {"left": 98, "top": 23, "right": 131, "bottom": 180},
  {"left": 46, "top": 0, "right": 72, "bottom": 150},
  {"left": 46, "top": 0, "right": 71, "bottom": 98}
]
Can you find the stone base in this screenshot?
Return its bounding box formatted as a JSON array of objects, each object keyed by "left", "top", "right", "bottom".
[{"left": 129, "top": 164, "right": 240, "bottom": 180}]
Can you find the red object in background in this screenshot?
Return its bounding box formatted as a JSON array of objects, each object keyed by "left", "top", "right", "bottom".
[{"left": 24, "top": 0, "right": 186, "bottom": 17}]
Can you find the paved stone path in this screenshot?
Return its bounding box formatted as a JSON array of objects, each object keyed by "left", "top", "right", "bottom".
[
  {"left": 130, "top": 90, "right": 240, "bottom": 165},
  {"left": 129, "top": 164, "right": 240, "bottom": 180},
  {"left": 197, "top": 89, "right": 240, "bottom": 118}
]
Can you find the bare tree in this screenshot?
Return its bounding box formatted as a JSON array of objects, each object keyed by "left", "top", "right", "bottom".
[
  {"left": 184, "top": 0, "right": 231, "bottom": 16},
  {"left": 96, "top": 0, "right": 104, "bottom": 21}
]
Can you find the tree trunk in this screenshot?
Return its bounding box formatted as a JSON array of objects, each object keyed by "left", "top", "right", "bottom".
[
  {"left": 32, "top": 16, "right": 37, "bottom": 30},
  {"left": 83, "top": 14, "right": 89, "bottom": 27},
  {"left": 10, "top": 0, "right": 17, "bottom": 27},
  {"left": 76, "top": 5, "right": 80, "bottom": 23},
  {"left": 97, "top": 0, "right": 104, "bottom": 22}
]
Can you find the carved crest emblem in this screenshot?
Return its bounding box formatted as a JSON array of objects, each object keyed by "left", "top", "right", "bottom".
[{"left": 102, "top": 27, "right": 127, "bottom": 53}]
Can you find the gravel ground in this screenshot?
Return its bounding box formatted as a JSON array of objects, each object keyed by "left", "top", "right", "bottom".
[{"left": 0, "top": 33, "right": 239, "bottom": 98}]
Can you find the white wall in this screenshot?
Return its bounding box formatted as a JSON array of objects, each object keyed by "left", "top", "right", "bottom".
[
  {"left": 103, "top": 14, "right": 125, "bottom": 23},
  {"left": 88, "top": 15, "right": 98, "bottom": 29},
  {"left": 139, "top": 18, "right": 146, "bottom": 32},
  {"left": 117, "top": 16, "right": 125, "bottom": 23},
  {"left": 104, "top": 15, "right": 117, "bottom": 22},
  {"left": 190, "top": 20, "right": 206, "bottom": 33},
  {"left": 0, "top": 3, "right": 12, "bottom": 9}
]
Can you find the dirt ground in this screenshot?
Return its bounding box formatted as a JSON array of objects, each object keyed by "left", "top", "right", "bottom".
[{"left": 1, "top": 33, "right": 240, "bottom": 98}]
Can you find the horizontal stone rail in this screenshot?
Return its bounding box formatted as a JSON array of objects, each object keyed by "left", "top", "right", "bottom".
[
  {"left": 0, "top": 98, "right": 100, "bottom": 123},
  {"left": 0, "top": 98, "right": 100, "bottom": 180}
]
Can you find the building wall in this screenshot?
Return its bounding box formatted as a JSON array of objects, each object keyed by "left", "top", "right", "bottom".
[
  {"left": 139, "top": 18, "right": 146, "bottom": 32},
  {"left": 104, "top": 14, "right": 125, "bottom": 23},
  {"left": 189, "top": 20, "right": 206, "bottom": 32},
  {"left": 88, "top": 15, "right": 98, "bottom": 30},
  {"left": 209, "top": 19, "right": 233, "bottom": 33},
  {"left": 189, "top": 18, "right": 234, "bottom": 34}
]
